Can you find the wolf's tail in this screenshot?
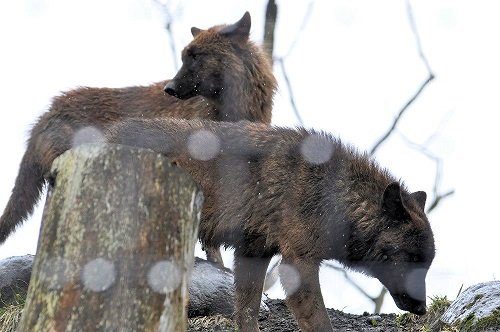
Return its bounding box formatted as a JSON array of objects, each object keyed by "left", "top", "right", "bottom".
[{"left": 0, "top": 144, "right": 47, "bottom": 244}]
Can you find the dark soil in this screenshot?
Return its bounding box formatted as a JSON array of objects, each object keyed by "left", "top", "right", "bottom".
[
  {"left": 260, "top": 299, "right": 403, "bottom": 332},
  {"left": 188, "top": 299, "right": 415, "bottom": 331}
]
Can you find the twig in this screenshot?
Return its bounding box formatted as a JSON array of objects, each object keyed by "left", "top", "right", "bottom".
[
  {"left": 426, "top": 190, "right": 454, "bottom": 213},
  {"left": 397, "top": 131, "right": 454, "bottom": 214},
  {"left": 282, "top": 1, "right": 315, "bottom": 58},
  {"left": 323, "top": 261, "right": 387, "bottom": 313},
  {"left": 374, "top": 287, "right": 388, "bottom": 314},
  {"left": 277, "top": 58, "right": 304, "bottom": 126},
  {"left": 405, "top": 0, "right": 432, "bottom": 74},
  {"left": 370, "top": 74, "right": 433, "bottom": 155},
  {"left": 165, "top": 22, "right": 179, "bottom": 71},
  {"left": 370, "top": 0, "right": 435, "bottom": 156},
  {"left": 422, "top": 110, "right": 454, "bottom": 147},
  {"left": 152, "top": 0, "right": 182, "bottom": 71},
  {"left": 271, "top": 1, "right": 315, "bottom": 126}
]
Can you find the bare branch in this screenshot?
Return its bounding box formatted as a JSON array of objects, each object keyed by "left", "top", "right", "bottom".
[
  {"left": 165, "top": 24, "right": 179, "bottom": 71},
  {"left": 397, "top": 131, "right": 454, "bottom": 214},
  {"left": 323, "top": 262, "right": 374, "bottom": 299},
  {"left": 152, "top": 0, "right": 182, "bottom": 71},
  {"left": 282, "top": 1, "right": 315, "bottom": 58},
  {"left": 277, "top": 58, "right": 304, "bottom": 126},
  {"left": 374, "top": 287, "right": 388, "bottom": 314},
  {"left": 405, "top": 0, "right": 432, "bottom": 74},
  {"left": 426, "top": 189, "right": 454, "bottom": 213},
  {"left": 271, "top": 1, "right": 315, "bottom": 126},
  {"left": 323, "top": 261, "right": 387, "bottom": 313},
  {"left": 370, "top": 0, "right": 435, "bottom": 156},
  {"left": 370, "top": 74, "right": 434, "bottom": 155},
  {"left": 422, "top": 110, "right": 454, "bottom": 147}
]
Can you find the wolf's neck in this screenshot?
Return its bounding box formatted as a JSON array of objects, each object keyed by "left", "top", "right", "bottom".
[
  {"left": 329, "top": 150, "right": 395, "bottom": 264},
  {"left": 215, "top": 53, "right": 275, "bottom": 124},
  {"left": 341, "top": 154, "right": 392, "bottom": 222}
]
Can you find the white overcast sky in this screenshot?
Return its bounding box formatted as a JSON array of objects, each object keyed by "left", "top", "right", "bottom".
[{"left": 0, "top": 0, "right": 499, "bottom": 314}]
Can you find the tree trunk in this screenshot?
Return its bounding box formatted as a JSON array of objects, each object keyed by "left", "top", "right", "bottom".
[
  {"left": 264, "top": 0, "right": 278, "bottom": 63},
  {"left": 17, "top": 144, "right": 203, "bottom": 332}
]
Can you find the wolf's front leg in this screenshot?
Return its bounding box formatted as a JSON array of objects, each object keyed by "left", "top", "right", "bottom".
[
  {"left": 280, "top": 257, "right": 333, "bottom": 332},
  {"left": 233, "top": 254, "right": 271, "bottom": 332}
]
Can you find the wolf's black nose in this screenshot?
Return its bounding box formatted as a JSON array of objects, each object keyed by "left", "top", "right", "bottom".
[
  {"left": 164, "top": 81, "right": 178, "bottom": 97},
  {"left": 413, "top": 303, "right": 427, "bottom": 316}
]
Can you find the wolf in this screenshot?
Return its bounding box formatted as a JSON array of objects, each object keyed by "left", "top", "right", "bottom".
[
  {"left": 106, "top": 118, "right": 436, "bottom": 332},
  {"left": 0, "top": 12, "right": 276, "bottom": 258}
]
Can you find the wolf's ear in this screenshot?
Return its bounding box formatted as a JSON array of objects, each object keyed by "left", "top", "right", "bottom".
[
  {"left": 191, "top": 27, "right": 203, "bottom": 37},
  {"left": 382, "top": 182, "right": 410, "bottom": 222},
  {"left": 410, "top": 191, "right": 427, "bottom": 211},
  {"left": 220, "top": 11, "right": 251, "bottom": 40}
]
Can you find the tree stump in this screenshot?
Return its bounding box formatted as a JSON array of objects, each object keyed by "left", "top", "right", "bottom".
[{"left": 17, "top": 144, "right": 203, "bottom": 332}]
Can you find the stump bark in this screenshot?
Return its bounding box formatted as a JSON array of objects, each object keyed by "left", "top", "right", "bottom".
[{"left": 17, "top": 144, "right": 203, "bottom": 332}]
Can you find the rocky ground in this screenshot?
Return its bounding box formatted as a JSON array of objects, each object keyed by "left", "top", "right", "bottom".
[
  {"left": 188, "top": 299, "right": 412, "bottom": 332},
  {"left": 260, "top": 299, "right": 403, "bottom": 332},
  {"left": 188, "top": 295, "right": 500, "bottom": 332},
  {"left": 3, "top": 256, "right": 499, "bottom": 331}
]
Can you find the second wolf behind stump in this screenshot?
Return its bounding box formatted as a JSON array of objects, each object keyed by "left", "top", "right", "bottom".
[{"left": 0, "top": 12, "right": 276, "bottom": 269}]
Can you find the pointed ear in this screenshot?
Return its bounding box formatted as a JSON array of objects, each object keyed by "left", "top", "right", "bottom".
[
  {"left": 410, "top": 191, "right": 427, "bottom": 210},
  {"left": 191, "top": 27, "right": 203, "bottom": 37},
  {"left": 220, "top": 11, "right": 251, "bottom": 40},
  {"left": 381, "top": 182, "right": 410, "bottom": 221}
]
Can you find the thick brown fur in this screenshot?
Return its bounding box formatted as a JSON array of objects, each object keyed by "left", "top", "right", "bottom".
[
  {"left": 0, "top": 12, "right": 276, "bottom": 247},
  {"left": 106, "top": 118, "right": 436, "bottom": 332}
]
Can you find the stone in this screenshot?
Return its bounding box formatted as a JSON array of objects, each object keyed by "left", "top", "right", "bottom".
[
  {"left": 188, "top": 257, "right": 235, "bottom": 317},
  {"left": 188, "top": 257, "right": 269, "bottom": 318},
  {"left": 0, "top": 255, "right": 34, "bottom": 306},
  {"left": 440, "top": 281, "right": 500, "bottom": 331}
]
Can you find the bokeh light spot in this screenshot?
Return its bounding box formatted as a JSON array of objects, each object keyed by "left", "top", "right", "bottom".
[
  {"left": 279, "top": 263, "right": 301, "bottom": 296},
  {"left": 82, "top": 258, "right": 116, "bottom": 292},
  {"left": 187, "top": 130, "right": 220, "bottom": 161},
  {"left": 72, "top": 126, "right": 105, "bottom": 147},
  {"left": 300, "top": 134, "right": 334, "bottom": 164},
  {"left": 147, "top": 260, "right": 181, "bottom": 294}
]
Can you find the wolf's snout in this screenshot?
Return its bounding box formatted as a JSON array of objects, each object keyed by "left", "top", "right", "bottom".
[
  {"left": 164, "top": 81, "right": 178, "bottom": 97},
  {"left": 412, "top": 303, "right": 427, "bottom": 316},
  {"left": 393, "top": 293, "right": 427, "bottom": 316}
]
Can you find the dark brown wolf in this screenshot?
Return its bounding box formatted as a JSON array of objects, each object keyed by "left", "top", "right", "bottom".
[
  {"left": 0, "top": 12, "right": 276, "bottom": 251},
  {"left": 106, "top": 118, "right": 435, "bottom": 332}
]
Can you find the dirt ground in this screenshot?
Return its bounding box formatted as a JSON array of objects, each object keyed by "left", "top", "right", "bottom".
[{"left": 188, "top": 299, "right": 414, "bottom": 332}]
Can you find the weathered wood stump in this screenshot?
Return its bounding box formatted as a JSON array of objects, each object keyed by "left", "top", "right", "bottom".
[{"left": 17, "top": 144, "right": 203, "bottom": 332}]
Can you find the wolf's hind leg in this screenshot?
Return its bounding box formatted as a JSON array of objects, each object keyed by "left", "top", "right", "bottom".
[{"left": 204, "top": 245, "right": 224, "bottom": 267}]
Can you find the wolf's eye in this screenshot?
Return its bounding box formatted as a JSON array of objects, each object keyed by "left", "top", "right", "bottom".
[
  {"left": 382, "top": 254, "right": 389, "bottom": 261},
  {"left": 190, "top": 52, "right": 204, "bottom": 61},
  {"left": 186, "top": 49, "right": 200, "bottom": 61}
]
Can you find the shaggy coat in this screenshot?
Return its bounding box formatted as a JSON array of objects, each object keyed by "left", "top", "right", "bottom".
[{"left": 106, "top": 118, "right": 436, "bottom": 332}]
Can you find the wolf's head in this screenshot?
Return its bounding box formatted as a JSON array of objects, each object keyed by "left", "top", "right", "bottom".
[
  {"left": 373, "top": 182, "right": 435, "bottom": 315},
  {"left": 349, "top": 182, "right": 435, "bottom": 315},
  {"left": 164, "top": 12, "right": 253, "bottom": 101}
]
